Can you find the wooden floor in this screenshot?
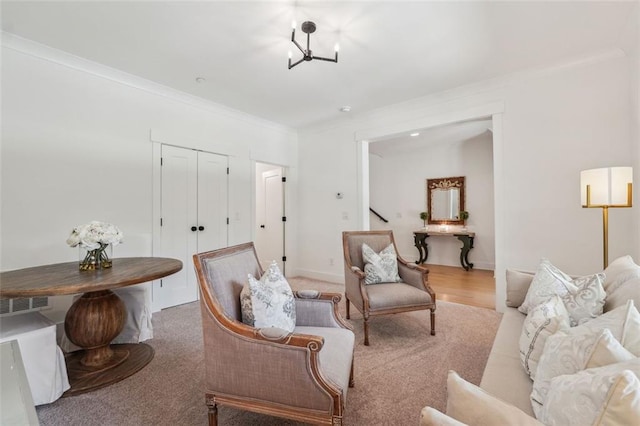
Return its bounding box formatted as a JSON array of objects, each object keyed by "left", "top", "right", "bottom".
[{"left": 424, "top": 264, "right": 495, "bottom": 310}]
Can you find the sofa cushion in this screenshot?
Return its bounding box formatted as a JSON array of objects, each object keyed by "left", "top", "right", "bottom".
[
  {"left": 240, "top": 261, "right": 296, "bottom": 332},
  {"left": 506, "top": 269, "right": 534, "bottom": 308},
  {"left": 480, "top": 307, "right": 535, "bottom": 417},
  {"left": 539, "top": 361, "right": 640, "bottom": 426},
  {"left": 603, "top": 255, "right": 640, "bottom": 294},
  {"left": 362, "top": 243, "right": 402, "bottom": 285},
  {"left": 606, "top": 276, "right": 640, "bottom": 313},
  {"left": 519, "top": 295, "right": 571, "bottom": 379},
  {"left": 531, "top": 328, "right": 634, "bottom": 411},
  {"left": 446, "top": 371, "right": 543, "bottom": 426}
]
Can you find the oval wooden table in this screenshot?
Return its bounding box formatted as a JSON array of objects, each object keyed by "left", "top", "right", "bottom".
[{"left": 0, "top": 257, "right": 182, "bottom": 396}]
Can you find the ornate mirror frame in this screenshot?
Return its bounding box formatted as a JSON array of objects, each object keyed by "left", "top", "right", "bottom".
[{"left": 427, "top": 176, "right": 466, "bottom": 225}]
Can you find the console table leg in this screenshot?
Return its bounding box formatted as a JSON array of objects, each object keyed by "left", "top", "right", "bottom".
[
  {"left": 456, "top": 235, "right": 475, "bottom": 271},
  {"left": 413, "top": 233, "right": 430, "bottom": 264}
]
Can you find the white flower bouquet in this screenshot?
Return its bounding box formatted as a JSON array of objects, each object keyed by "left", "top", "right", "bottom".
[{"left": 67, "top": 221, "right": 123, "bottom": 270}]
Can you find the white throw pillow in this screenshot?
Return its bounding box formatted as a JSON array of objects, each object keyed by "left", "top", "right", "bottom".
[
  {"left": 445, "top": 370, "right": 544, "bottom": 426},
  {"left": 531, "top": 329, "right": 634, "bottom": 412},
  {"left": 603, "top": 255, "right": 640, "bottom": 294},
  {"left": 519, "top": 295, "right": 571, "bottom": 379},
  {"left": 561, "top": 273, "right": 606, "bottom": 326},
  {"left": 518, "top": 259, "right": 574, "bottom": 314},
  {"left": 540, "top": 361, "right": 640, "bottom": 426},
  {"left": 240, "top": 261, "right": 296, "bottom": 333},
  {"left": 606, "top": 276, "right": 640, "bottom": 313},
  {"left": 362, "top": 243, "right": 402, "bottom": 285},
  {"left": 564, "top": 300, "right": 640, "bottom": 357}
]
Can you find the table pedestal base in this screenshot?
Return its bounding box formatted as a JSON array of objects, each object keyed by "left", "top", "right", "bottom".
[{"left": 63, "top": 343, "right": 154, "bottom": 396}]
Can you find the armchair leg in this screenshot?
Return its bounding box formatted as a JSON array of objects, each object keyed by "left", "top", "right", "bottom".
[
  {"left": 363, "top": 315, "right": 370, "bottom": 346},
  {"left": 430, "top": 309, "right": 436, "bottom": 336},
  {"left": 207, "top": 399, "right": 218, "bottom": 426},
  {"left": 345, "top": 295, "right": 350, "bottom": 319},
  {"left": 349, "top": 357, "right": 355, "bottom": 388}
]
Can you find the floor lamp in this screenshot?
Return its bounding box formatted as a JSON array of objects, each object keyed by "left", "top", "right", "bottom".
[{"left": 581, "top": 167, "right": 633, "bottom": 270}]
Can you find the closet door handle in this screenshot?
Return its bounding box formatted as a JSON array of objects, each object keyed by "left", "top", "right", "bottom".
[
  {"left": 191, "top": 226, "right": 197, "bottom": 232},
  {"left": 198, "top": 226, "right": 205, "bottom": 231},
  {"left": 260, "top": 225, "right": 265, "bottom": 229}
]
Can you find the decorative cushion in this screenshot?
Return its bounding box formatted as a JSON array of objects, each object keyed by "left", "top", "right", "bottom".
[
  {"left": 506, "top": 269, "right": 535, "bottom": 308},
  {"left": 539, "top": 361, "right": 640, "bottom": 426},
  {"left": 445, "top": 370, "right": 544, "bottom": 426},
  {"left": 603, "top": 255, "right": 640, "bottom": 294},
  {"left": 362, "top": 243, "right": 402, "bottom": 285},
  {"left": 420, "top": 406, "right": 466, "bottom": 426},
  {"left": 518, "top": 259, "right": 574, "bottom": 314},
  {"left": 561, "top": 273, "right": 606, "bottom": 326},
  {"left": 240, "top": 261, "right": 296, "bottom": 333},
  {"left": 606, "top": 276, "right": 640, "bottom": 313},
  {"left": 519, "top": 295, "right": 571, "bottom": 379},
  {"left": 531, "top": 329, "right": 634, "bottom": 412},
  {"left": 564, "top": 300, "right": 640, "bottom": 357}
]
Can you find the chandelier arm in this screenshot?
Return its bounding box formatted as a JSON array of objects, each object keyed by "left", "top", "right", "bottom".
[
  {"left": 312, "top": 55, "right": 338, "bottom": 63},
  {"left": 288, "top": 57, "right": 305, "bottom": 69},
  {"left": 291, "top": 38, "right": 306, "bottom": 54}
]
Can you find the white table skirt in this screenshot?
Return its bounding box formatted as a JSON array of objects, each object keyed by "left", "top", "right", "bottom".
[{"left": 0, "top": 312, "right": 70, "bottom": 405}]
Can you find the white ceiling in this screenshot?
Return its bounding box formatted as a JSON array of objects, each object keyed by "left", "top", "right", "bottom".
[{"left": 1, "top": 1, "right": 637, "bottom": 129}]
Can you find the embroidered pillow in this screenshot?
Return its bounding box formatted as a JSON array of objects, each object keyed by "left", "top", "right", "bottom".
[
  {"left": 240, "top": 261, "right": 296, "bottom": 333},
  {"left": 531, "top": 329, "right": 634, "bottom": 413},
  {"left": 362, "top": 243, "right": 402, "bottom": 285},
  {"left": 561, "top": 272, "right": 606, "bottom": 326},
  {"left": 519, "top": 295, "right": 571, "bottom": 379},
  {"left": 518, "top": 259, "right": 574, "bottom": 314},
  {"left": 539, "top": 361, "right": 640, "bottom": 426},
  {"left": 564, "top": 300, "right": 640, "bottom": 356},
  {"left": 603, "top": 255, "right": 640, "bottom": 294}
]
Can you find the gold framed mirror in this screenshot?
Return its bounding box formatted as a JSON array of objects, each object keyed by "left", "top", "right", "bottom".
[{"left": 427, "top": 176, "right": 465, "bottom": 225}]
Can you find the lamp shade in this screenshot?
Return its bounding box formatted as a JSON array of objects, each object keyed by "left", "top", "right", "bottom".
[{"left": 580, "top": 167, "right": 633, "bottom": 207}]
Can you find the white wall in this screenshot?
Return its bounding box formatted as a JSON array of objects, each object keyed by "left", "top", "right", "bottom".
[
  {"left": 369, "top": 132, "right": 495, "bottom": 269},
  {"left": 1, "top": 36, "right": 297, "bottom": 321},
  {"left": 296, "top": 52, "right": 637, "bottom": 311}
]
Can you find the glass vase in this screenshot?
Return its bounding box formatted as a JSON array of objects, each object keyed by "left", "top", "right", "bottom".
[{"left": 79, "top": 244, "right": 113, "bottom": 271}]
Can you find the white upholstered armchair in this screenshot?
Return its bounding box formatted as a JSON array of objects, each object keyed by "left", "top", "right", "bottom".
[{"left": 193, "top": 242, "right": 355, "bottom": 425}]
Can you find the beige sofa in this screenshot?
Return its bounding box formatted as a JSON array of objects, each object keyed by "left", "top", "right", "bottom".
[{"left": 421, "top": 256, "right": 640, "bottom": 425}]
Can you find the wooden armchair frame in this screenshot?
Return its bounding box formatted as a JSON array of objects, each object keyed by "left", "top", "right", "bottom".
[{"left": 194, "top": 242, "right": 354, "bottom": 425}]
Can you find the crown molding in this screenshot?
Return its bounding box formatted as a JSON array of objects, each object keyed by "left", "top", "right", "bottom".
[{"left": 1, "top": 31, "right": 295, "bottom": 136}]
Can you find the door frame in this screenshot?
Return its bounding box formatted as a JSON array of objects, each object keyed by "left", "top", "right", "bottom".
[
  {"left": 355, "top": 101, "right": 506, "bottom": 310},
  {"left": 252, "top": 161, "right": 288, "bottom": 275}
]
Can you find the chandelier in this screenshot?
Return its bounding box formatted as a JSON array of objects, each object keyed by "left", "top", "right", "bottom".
[{"left": 288, "top": 21, "right": 339, "bottom": 70}]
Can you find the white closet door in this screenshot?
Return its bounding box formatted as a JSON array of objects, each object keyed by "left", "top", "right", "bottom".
[
  {"left": 197, "top": 152, "right": 228, "bottom": 253},
  {"left": 259, "top": 169, "right": 284, "bottom": 272},
  {"left": 157, "top": 145, "right": 199, "bottom": 309},
  {"left": 156, "top": 146, "right": 229, "bottom": 310}
]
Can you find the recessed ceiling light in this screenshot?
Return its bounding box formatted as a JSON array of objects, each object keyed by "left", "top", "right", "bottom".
[
  {"left": 195, "top": 77, "right": 206, "bottom": 83},
  {"left": 410, "top": 132, "right": 420, "bottom": 137},
  {"left": 339, "top": 106, "right": 352, "bottom": 113}
]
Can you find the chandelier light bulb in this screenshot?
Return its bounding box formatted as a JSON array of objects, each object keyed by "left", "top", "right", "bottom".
[
  {"left": 291, "top": 20, "right": 297, "bottom": 29},
  {"left": 288, "top": 50, "right": 292, "bottom": 59},
  {"left": 334, "top": 43, "right": 340, "bottom": 52}
]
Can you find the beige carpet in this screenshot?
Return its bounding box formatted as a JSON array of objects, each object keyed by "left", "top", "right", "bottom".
[{"left": 36, "top": 278, "right": 501, "bottom": 425}]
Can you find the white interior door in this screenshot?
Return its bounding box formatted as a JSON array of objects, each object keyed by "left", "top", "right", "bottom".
[
  {"left": 256, "top": 168, "right": 284, "bottom": 272},
  {"left": 197, "top": 151, "right": 228, "bottom": 252},
  {"left": 157, "top": 145, "right": 198, "bottom": 309},
  {"left": 156, "top": 146, "right": 228, "bottom": 310}
]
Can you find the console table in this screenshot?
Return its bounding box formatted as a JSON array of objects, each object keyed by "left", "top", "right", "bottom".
[
  {"left": 0, "top": 257, "right": 182, "bottom": 396},
  {"left": 413, "top": 229, "right": 475, "bottom": 271}
]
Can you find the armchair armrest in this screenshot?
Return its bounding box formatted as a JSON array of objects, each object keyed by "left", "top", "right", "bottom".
[{"left": 294, "top": 291, "right": 353, "bottom": 330}]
